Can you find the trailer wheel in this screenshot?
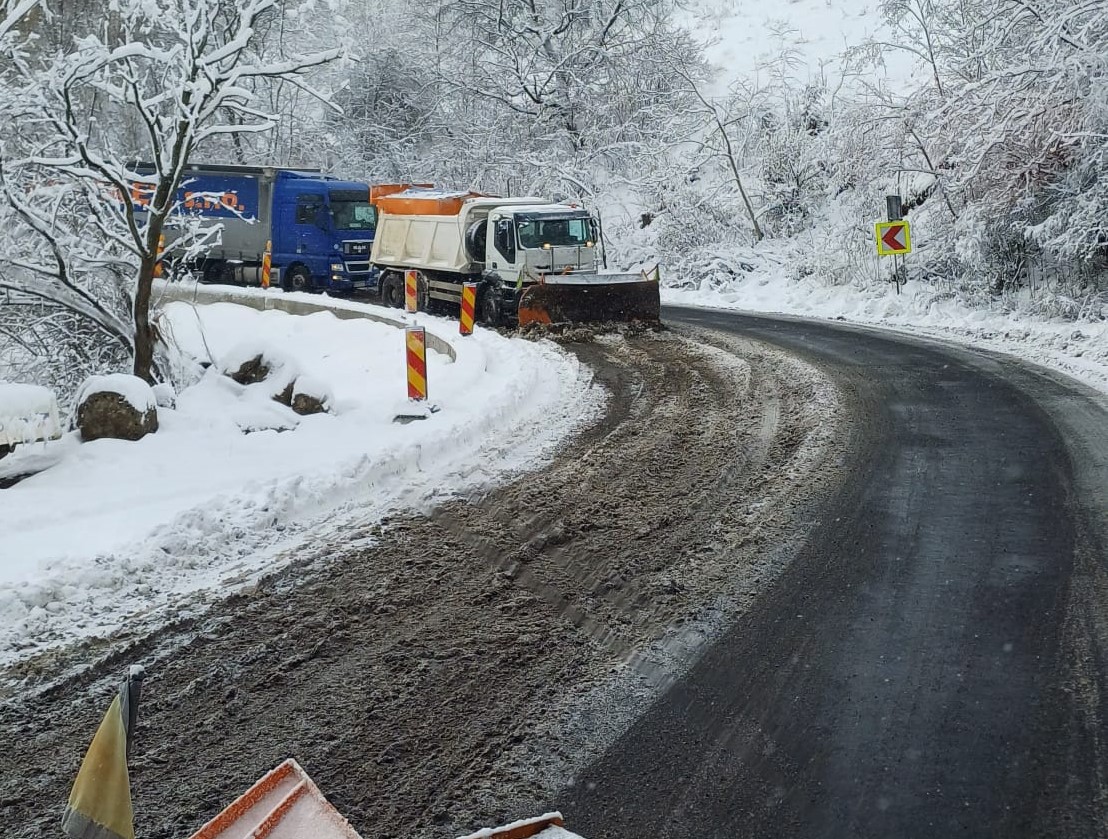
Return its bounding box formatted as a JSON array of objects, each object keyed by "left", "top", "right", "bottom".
[
  {"left": 201, "top": 260, "right": 230, "bottom": 285},
  {"left": 283, "top": 264, "right": 312, "bottom": 293},
  {"left": 380, "top": 272, "right": 404, "bottom": 308}
]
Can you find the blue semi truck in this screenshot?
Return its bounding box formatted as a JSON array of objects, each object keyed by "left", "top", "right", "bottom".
[{"left": 155, "top": 163, "right": 379, "bottom": 293}]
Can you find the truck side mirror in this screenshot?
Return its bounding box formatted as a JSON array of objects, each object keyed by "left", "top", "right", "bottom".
[{"left": 316, "top": 208, "right": 331, "bottom": 231}]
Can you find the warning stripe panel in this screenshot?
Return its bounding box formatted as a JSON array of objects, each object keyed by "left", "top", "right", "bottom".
[
  {"left": 460, "top": 283, "right": 477, "bottom": 336},
  {"left": 406, "top": 327, "right": 428, "bottom": 400}
]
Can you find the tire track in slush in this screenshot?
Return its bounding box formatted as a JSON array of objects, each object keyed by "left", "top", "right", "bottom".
[{"left": 0, "top": 328, "right": 844, "bottom": 839}]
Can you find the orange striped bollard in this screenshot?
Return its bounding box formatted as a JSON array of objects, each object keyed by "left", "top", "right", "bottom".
[
  {"left": 153, "top": 234, "right": 165, "bottom": 278},
  {"left": 406, "top": 326, "right": 427, "bottom": 401},
  {"left": 404, "top": 269, "right": 418, "bottom": 313},
  {"left": 261, "top": 239, "right": 272, "bottom": 288},
  {"left": 459, "top": 283, "right": 477, "bottom": 335}
]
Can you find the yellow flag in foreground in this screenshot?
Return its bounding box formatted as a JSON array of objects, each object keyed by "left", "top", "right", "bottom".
[{"left": 61, "top": 694, "right": 135, "bottom": 839}]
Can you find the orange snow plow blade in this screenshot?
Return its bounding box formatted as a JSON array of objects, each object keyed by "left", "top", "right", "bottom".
[{"left": 517, "top": 268, "right": 661, "bottom": 327}]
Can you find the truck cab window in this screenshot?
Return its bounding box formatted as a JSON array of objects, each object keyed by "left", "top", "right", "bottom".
[
  {"left": 296, "top": 195, "right": 325, "bottom": 226},
  {"left": 331, "top": 200, "right": 376, "bottom": 231},
  {"left": 494, "top": 218, "right": 516, "bottom": 262},
  {"left": 517, "top": 216, "right": 591, "bottom": 248}
]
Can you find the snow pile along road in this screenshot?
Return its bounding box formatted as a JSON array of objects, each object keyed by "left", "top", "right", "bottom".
[
  {"left": 0, "top": 300, "right": 601, "bottom": 664},
  {"left": 665, "top": 273, "right": 1108, "bottom": 397}
]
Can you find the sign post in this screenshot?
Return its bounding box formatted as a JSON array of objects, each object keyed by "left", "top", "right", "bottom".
[
  {"left": 261, "top": 239, "right": 272, "bottom": 289},
  {"left": 459, "top": 283, "right": 477, "bottom": 336},
  {"left": 875, "top": 195, "right": 911, "bottom": 295},
  {"left": 404, "top": 269, "right": 418, "bottom": 313},
  {"left": 406, "top": 327, "right": 427, "bottom": 402}
]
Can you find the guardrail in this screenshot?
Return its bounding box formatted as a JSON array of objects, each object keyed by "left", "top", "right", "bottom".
[{"left": 154, "top": 281, "right": 457, "bottom": 362}]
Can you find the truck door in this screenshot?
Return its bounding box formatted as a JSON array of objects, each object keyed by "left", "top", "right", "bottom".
[
  {"left": 294, "top": 193, "right": 330, "bottom": 267},
  {"left": 490, "top": 217, "right": 517, "bottom": 272}
]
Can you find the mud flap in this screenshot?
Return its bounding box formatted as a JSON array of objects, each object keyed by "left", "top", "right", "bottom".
[{"left": 517, "top": 272, "right": 661, "bottom": 326}]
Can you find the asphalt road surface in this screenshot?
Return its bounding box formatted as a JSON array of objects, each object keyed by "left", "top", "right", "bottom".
[{"left": 566, "top": 307, "right": 1108, "bottom": 839}]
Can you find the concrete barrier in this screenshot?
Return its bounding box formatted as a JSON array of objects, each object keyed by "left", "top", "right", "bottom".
[{"left": 155, "top": 281, "right": 457, "bottom": 362}]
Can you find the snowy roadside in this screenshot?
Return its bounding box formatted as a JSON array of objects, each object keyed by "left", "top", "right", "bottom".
[
  {"left": 665, "top": 275, "right": 1108, "bottom": 398},
  {"left": 0, "top": 298, "right": 603, "bottom": 666}
]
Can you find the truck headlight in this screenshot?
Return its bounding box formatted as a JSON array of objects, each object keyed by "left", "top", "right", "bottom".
[{"left": 330, "top": 263, "right": 343, "bottom": 272}]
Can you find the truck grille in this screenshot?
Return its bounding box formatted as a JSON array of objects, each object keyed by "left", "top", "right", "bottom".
[
  {"left": 345, "top": 261, "right": 371, "bottom": 273},
  {"left": 344, "top": 241, "right": 371, "bottom": 256}
]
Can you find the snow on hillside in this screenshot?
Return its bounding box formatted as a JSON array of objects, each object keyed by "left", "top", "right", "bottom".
[
  {"left": 0, "top": 301, "right": 602, "bottom": 665},
  {"left": 666, "top": 276, "right": 1108, "bottom": 397},
  {"left": 681, "top": 0, "right": 920, "bottom": 88}
]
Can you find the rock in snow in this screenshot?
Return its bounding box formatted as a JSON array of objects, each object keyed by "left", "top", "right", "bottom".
[
  {"left": 76, "top": 374, "right": 159, "bottom": 442},
  {"left": 291, "top": 375, "right": 333, "bottom": 416}
]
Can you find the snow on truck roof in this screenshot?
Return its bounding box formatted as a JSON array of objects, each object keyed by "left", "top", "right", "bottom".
[{"left": 375, "top": 189, "right": 586, "bottom": 217}]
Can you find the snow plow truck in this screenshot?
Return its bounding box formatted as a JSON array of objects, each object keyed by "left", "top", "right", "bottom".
[{"left": 370, "top": 188, "right": 661, "bottom": 326}]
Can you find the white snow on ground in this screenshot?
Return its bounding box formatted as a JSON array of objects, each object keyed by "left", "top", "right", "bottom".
[
  {"left": 0, "top": 298, "right": 602, "bottom": 664},
  {"left": 0, "top": 383, "right": 61, "bottom": 448},
  {"left": 665, "top": 273, "right": 1108, "bottom": 397}
]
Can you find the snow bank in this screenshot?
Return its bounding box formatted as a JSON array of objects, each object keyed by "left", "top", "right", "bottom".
[
  {"left": 0, "top": 383, "right": 62, "bottom": 448},
  {"left": 0, "top": 300, "right": 602, "bottom": 663},
  {"left": 665, "top": 270, "right": 1108, "bottom": 396}
]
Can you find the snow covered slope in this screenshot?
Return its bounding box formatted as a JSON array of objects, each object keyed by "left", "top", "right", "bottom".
[
  {"left": 681, "top": 0, "right": 919, "bottom": 88},
  {"left": 0, "top": 301, "right": 602, "bottom": 664}
]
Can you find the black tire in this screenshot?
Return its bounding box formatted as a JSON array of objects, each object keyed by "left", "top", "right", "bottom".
[
  {"left": 201, "top": 259, "right": 229, "bottom": 285},
  {"left": 282, "top": 264, "right": 312, "bottom": 293},
  {"left": 481, "top": 290, "right": 502, "bottom": 326},
  {"left": 380, "top": 272, "right": 404, "bottom": 308}
]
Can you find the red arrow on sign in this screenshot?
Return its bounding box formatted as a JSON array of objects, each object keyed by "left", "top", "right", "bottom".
[{"left": 881, "top": 223, "right": 907, "bottom": 252}]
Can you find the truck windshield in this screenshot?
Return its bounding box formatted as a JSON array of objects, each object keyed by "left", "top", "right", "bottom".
[
  {"left": 516, "top": 216, "right": 592, "bottom": 249},
  {"left": 331, "top": 200, "right": 377, "bottom": 231}
]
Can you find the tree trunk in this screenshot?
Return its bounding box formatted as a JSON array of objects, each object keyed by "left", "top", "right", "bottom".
[
  {"left": 132, "top": 256, "right": 156, "bottom": 383},
  {"left": 132, "top": 212, "right": 166, "bottom": 384}
]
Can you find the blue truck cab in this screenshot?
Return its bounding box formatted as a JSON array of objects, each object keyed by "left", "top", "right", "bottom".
[
  {"left": 150, "top": 163, "right": 379, "bottom": 293},
  {"left": 270, "top": 170, "right": 377, "bottom": 293}
]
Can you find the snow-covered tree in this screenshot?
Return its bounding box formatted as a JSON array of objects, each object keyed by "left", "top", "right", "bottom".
[{"left": 0, "top": 0, "right": 339, "bottom": 384}]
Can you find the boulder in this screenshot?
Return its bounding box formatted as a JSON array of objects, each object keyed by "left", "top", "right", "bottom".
[
  {"left": 227, "top": 354, "right": 271, "bottom": 386},
  {"left": 76, "top": 374, "right": 158, "bottom": 442},
  {"left": 290, "top": 376, "right": 332, "bottom": 416}
]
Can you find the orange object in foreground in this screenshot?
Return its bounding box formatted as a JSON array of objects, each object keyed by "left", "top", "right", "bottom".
[
  {"left": 406, "top": 326, "right": 428, "bottom": 401},
  {"left": 460, "top": 283, "right": 477, "bottom": 335},
  {"left": 187, "top": 759, "right": 360, "bottom": 839}
]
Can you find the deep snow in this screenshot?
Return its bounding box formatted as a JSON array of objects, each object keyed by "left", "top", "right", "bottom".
[{"left": 0, "top": 299, "right": 602, "bottom": 664}]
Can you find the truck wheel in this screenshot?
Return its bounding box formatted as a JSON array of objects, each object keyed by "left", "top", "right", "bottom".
[
  {"left": 283, "top": 265, "right": 312, "bottom": 293},
  {"left": 201, "top": 260, "right": 229, "bottom": 284},
  {"left": 481, "top": 292, "right": 502, "bottom": 327},
  {"left": 380, "top": 272, "right": 404, "bottom": 308}
]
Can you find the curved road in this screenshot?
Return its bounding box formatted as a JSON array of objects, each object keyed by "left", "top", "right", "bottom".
[{"left": 565, "top": 307, "right": 1108, "bottom": 838}]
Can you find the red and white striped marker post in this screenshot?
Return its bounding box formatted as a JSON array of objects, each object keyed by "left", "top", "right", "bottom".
[
  {"left": 261, "top": 239, "right": 272, "bottom": 289},
  {"left": 404, "top": 269, "right": 418, "bottom": 313},
  {"left": 406, "top": 326, "right": 427, "bottom": 401},
  {"left": 459, "top": 283, "right": 477, "bottom": 335}
]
